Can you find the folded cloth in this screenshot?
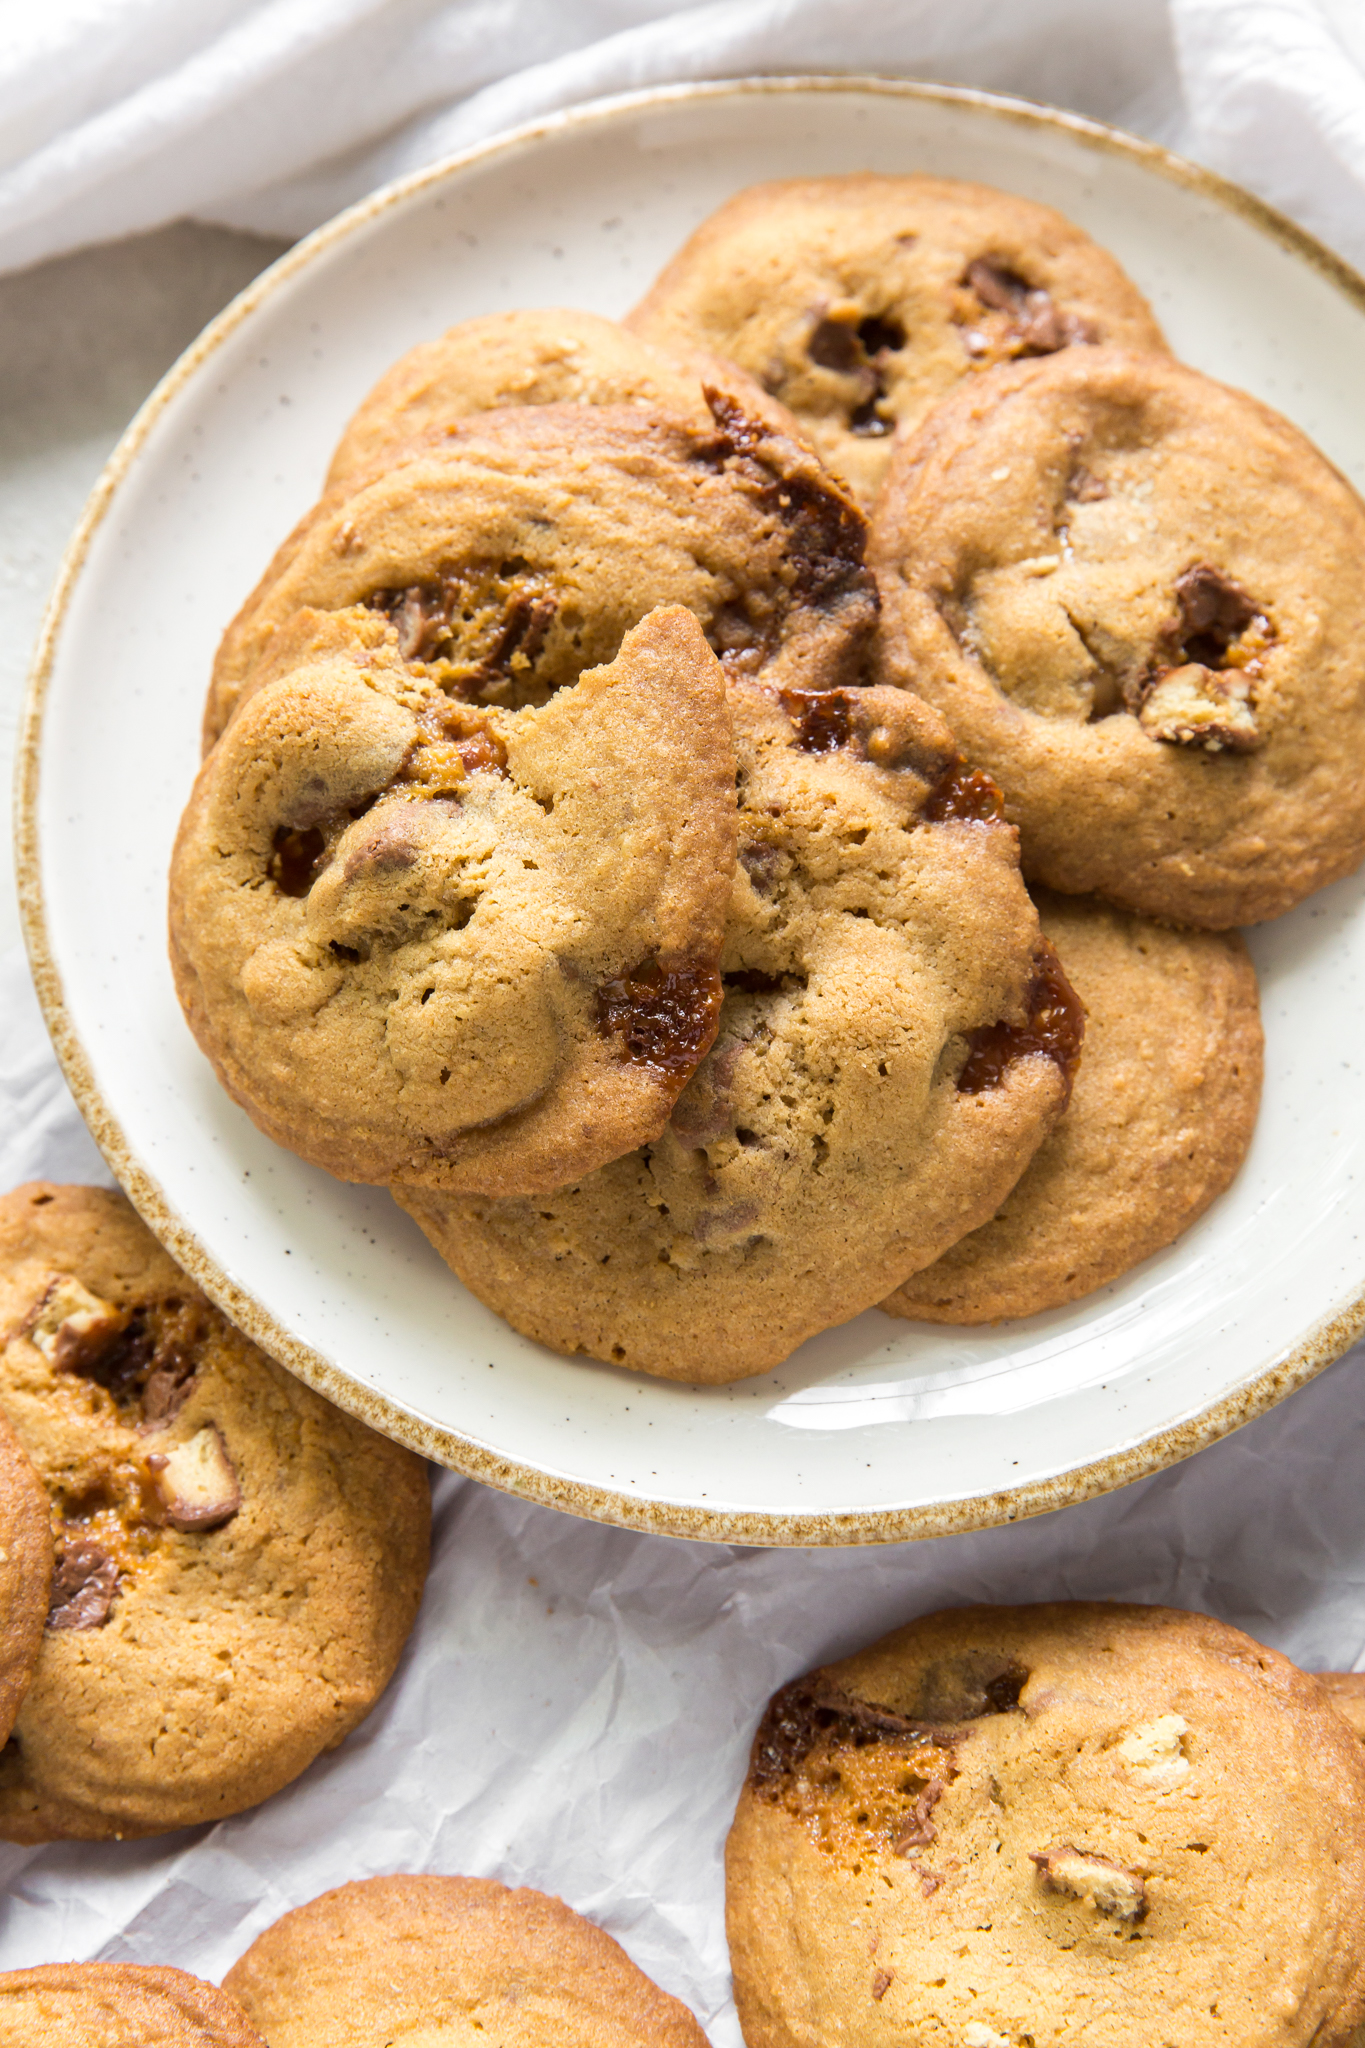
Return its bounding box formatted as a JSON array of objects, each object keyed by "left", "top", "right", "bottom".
[{"left": 0, "top": 0, "right": 1362, "bottom": 282}]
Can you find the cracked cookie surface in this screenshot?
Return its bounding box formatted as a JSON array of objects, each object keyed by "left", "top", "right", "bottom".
[
  {"left": 0, "top": 1964, "right": 264, "bottom": 2046},
  {"left": 628, "top": 175, "right": 1165, "bottom": 508},
  {"left": 394, "top": 672, "right": 1080, "bottom": 1382},
  {"left": 727, "top": 1602, "right": 1365, "bottom": 2048},
  {"left": 222, "top": 1874, "right": 708, "bottom": 2048},
  {"left": 173, "top": 607, "right": 738, "bottom": 1195},
  {"left": 886, "top": 892, "right": 1263, "bottom": 1323},
  {"left": 871, "top": 345, "right": 1365, "bottom": 926},
  {"left": 0, "top": 1183, "right": 430, "bottom": 1841}
]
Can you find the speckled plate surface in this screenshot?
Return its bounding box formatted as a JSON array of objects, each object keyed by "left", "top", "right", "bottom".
[{"left": 17, "top": 78, "right": 1365, "bottom": 1544}]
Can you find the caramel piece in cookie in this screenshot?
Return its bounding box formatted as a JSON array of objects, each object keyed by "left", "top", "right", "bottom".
[
  {"left": 222, "top": 1874, "right": 708, "bottom": 2048},
  {"left": 727, "top": 1603, "right": 1365, "bottom": 2048},
  {"left": 628, "top": 175, "right": 1165, "bottom": 506},
  {"left": 0, "top": 1184, "right": 430, "bottom": 1841},
  {"left": 0, "top": 1964, "right": 264, "bottom": 2046},
  {"left": 0, "top": 1407, "right": 51, "bottom": 1750},
  {"left": 886, "top": 893, "right": 1263, "bottom": 1322},
  {"left": 872, "top": 345, "right": 1365, "bottom": 926},
  {"left": 203, "top": 396, "right": 875, "bottom": 748},
  {"left": 326, "top": 304, "right": 803, "bottom": 489},
  {"left": 396, "top": 672, "right": 1080, "bottom": 1382},
  {"left": 173, "top": 608, "right": 737, "bottom": 1195}
]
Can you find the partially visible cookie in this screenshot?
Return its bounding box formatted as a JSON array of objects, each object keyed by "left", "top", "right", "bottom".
[
  {"left": 628, "top": 174, "right": 1166, "bottom": 506},
  {"left": 222, "top": 1874, "right": 708, "bottom": 2048},
  {"left": 886, "top": 892, "right": 1263, "bottom": 1323},
  {"left": 0, "top": 1407, "right": 51, "bottom": 1749},
  {"left": 172, "top": 607, "right": 738, "bottom": 1196},
  {"left": 1321, "top": 1672, "right": 1365, "bottom": 1746},
  {"left": 0, "top": 1964, "right": 264, "bottom": 2046},
  {"left": 0, "top": 1183, "right": 431, "bottom": 1842},
  {"left": 396, "top": 673, "right": 1082, "bottom": 1382},
  {"left": 727, "top": 1603, "right": 1365, "bottom": 2048},
  {"left": 325, "top": 304, "right": 802, "bottom": 489},
  {"left": 871, "top": 345, "right": 1365, "bottom": 927}
]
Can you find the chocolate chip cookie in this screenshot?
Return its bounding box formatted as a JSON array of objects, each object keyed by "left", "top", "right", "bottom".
[
  {"left": 886, "top": 892, "right": 1263, "bottom": 1322},
  {"left": 326, "top": 304, "right": 802, "bottom": 490},
  {"left": 871, "top": 345, "right": 1365, "bottom": 927},
  {"left": 395, "top": 672, "right": 1082, "bottom": 1382},
  {"left": 0, "top": 1407, "right": 50, "bottom": 1751},
  {"left": 0, "top": 1964, "right": 264, "bottom": 2046},
  {"left": 222, "top": 1874, "right": 709, "bottom": 2048},
  {"left": 727, "top": 1603, "right": 1365, "bottom": 2048},
  {"left": 628, "top": 175, "right": 1166, "bottom": 507},
  {"left": 204, "top": 395, "right": 875, "bottom": 748},
  {"left": 0, "top": 1183, "right": 430, "bottom": 1842},
  {"left": 173, "top": 607, "right": 737, "bottom": 1196}
]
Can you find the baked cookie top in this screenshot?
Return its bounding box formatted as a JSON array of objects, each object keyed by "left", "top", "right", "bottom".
[
  {"left": 204, "top": 396, "right": 876, "bottom": 748},
  {"left": 0, "top": 1406, "right": 51, "bottom": 1752},
  {"left": 173, "top": 607, "right": 738, "bottom": 1195},
  {"left": 1321, "top": 1672, "right": 1365, "bottom": 1746},
  {"left": 886, "top": 892, "right": 1263, "bottom": 1323},
  {"left": 727, "top": 1602, "right": 1365, "bottom": 2048},
  {"left": 222, "top": 1874, "right": 708, "bottom": 2048},
  {"left": 628, "top": 174, "right": 1166, "bottom": 507},
  {"left": 325, "top": 304, "right": 802, "bottom": 489},
  {"left": 0, "top": 1964, "right": 264, "bottom": 2047},
  {"left": 871, "top": 345, "right": 1365, "bottom": 927},
  {"left": 395, "top": 672, "right": 1082, "bottom": 1383},
  {"left": 0, "top": 1183, "right": 430, "bottom": 1842}
]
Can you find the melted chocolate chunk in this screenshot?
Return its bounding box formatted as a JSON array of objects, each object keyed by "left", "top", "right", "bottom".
[
  {"left": 368, "top": 566, "right": 557, "bottom": 703},
  {"left": 750, "top": 1679, "right": 959, "bottom": 1793},
  {"left": 858, "top": 313, "right": 906, "bottom": 357},
  {"left": 47, "top": 1538, "right": 118, "bottom": 1631},
  {"left": 921, "top": 760, "right": 1006, "bottom": 824},
  {"left": 704, "top": 389, "right": 876, "bottom": 612},
  {"left": 806, "top": 314, "right": 905, "bottom": 435},
  {"left": 1167, "top": 562, "right": 1260, "bottom": 669},
  {"left": 808, "top": 317, "right": 864, "bottom": 374},
  {"left": 62, "top": 1296, "right": 204, "bottom": 1427},
  {"left": 595, "top": 958, "right": 723, "bottom": 1077},
  {"left": 957, "top": 939, "right": 1086, "bottom": 1107},
  {"left": 962, "top": 258, "right": 1092, "bottom": 359},
  {"left": 269, "top": 824, "right": 327, "bottom": 897}
]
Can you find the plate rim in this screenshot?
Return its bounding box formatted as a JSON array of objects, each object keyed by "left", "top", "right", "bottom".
[{"left": 15, "top": 72, "right": 1365, "bottom": 1547}]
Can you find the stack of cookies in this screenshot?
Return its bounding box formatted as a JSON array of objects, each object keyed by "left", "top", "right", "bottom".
[{"left": 170, "top": 173, "right": 1365, "bottom": 1381}]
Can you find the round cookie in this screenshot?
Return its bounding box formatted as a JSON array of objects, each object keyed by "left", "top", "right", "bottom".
[
  {"left": 395, "top": 674, "right": 1083, "bottom": 1383},
  {"left": 726, "top": 1602, "right": 1365, "bottom": 2048},
  {"left": 221, "top": 1873, "right": 708, "bottom": 2048},
  {"left": 0, "top": 1182, "right": 430, "bottom": 1842},
  {"left": 1321, "top": 1672, "right": 1365, "bottom": 1747},
  {"left": 172, "top": 607, "right": 738, "bottom": 1196},
  {"left": 325, "top": 304, "right": 803, "bottom": 490},
  {"left": 0, "top": 1964, "right": 264, "bottom": 2046},
  {"left": 885, "top": 892, "right": 1263, "bottom": 1323},
  {"left": 203, "top": 396, "right": 876, "bottom": 748},
  {"left": 628, "top": 174, "right": 1166, "bottom": 507},
  {"left": 0, "top": 1408, "right": 51, "bottom": 1749},
  {"left": 871, "top": 345, "right": 1365, "bottom": 928}
]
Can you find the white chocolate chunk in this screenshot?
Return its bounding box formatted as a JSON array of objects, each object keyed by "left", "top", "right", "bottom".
[
  {"left": 1118, "top": 1712, "right": 1191, "bottom": 1784},
  {"left": 20, "top": 1274, "right": 126, "bottom": 1365},
  {"left": 146, "top": 1424, "right": 241, "bottom": 1531},
  {"left": 1031, "top": 1844, "right": 1147, "bottom": 1920},
  {"left": 965, "top": 2026, "right": 1012, "bottom": 2048}
]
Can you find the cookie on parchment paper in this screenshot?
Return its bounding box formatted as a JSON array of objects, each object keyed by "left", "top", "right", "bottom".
[
  {"left": 222, "top": 1874, "right": 709, "bottom": 2048},
  {"left": 726, "top": 1602, "right": 1365, "bottom": 2048},
  {"left": 871, "top": 345, "right": 1365, "bottom": 928},
  {"left": 628, "top": 174, "right": 1166, "bottom": 507},
  {"left": 0, "top": 1964, "right": 264, "bottom": 2047},
  {"left": 172, "top": 607, "right": 738, "bottom": 1197},
  {"left": 397, "top": 672, "right": 1083, "bottom": 1382},
  {"left": 886, "top": 891, "right": 1263, "bottom": 1323},
  {"left": 0, "top": 1182, "right": 430, "bottom": 1842}
]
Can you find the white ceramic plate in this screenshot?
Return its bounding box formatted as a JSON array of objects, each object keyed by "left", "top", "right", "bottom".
[{"left": 18, "top": 79, "right": 1365, "bottom": 1545}]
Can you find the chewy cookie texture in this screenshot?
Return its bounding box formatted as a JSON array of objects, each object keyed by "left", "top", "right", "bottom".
[
  {"left": 727, "top": 1603, "right": 1365, "bottom": 2048},
  {"left": 0, "top": 1964, "right": 264, "bottom": 2047},
  {"left": 222, "top": 1873, "right": 708, "bottom": 2048},
  {"left": 0, "top": 1183, "right": 430, "bottom": 1841}
]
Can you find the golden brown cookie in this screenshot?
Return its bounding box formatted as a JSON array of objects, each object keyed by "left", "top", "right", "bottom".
[
  {"left": 628, "top": 174, "right": 1166, "bottom": 507},
  {"left": 396, "top": 673, "right": 1082, "bottom": 1382},
  {"left": 0, "top": 1964, "right": 264, "bottom": 2046},
  {"left": 0, "top": 1406, "right": 51, "bottom": 1750},
  {"left": 222, "top": 1874, "right": 708, "bottom": 2048},
  {"left": 171, "top": 607, "right": 738, "bottom": 1196},
  {"left": 203, "top": 396, "right": 875, "bottom": 749},
  {"left": 886, "top": 892, "right": 1263, "bottom": 1323},
  {"left": 727, "top": 1603, "right": 1365, "bottom": 2048},
  {"left": 871, "top": 345, "right": 1365, "bottom": 927},
  {"left": 325, "top": 304, "right": 803, "bottom": 490},
  {"left": 0, "top": 1183, "right": 430, "bottom": 1842},
  {"left": 1321, "top": 1672, "right": 1365, "bottom": 1746}
]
